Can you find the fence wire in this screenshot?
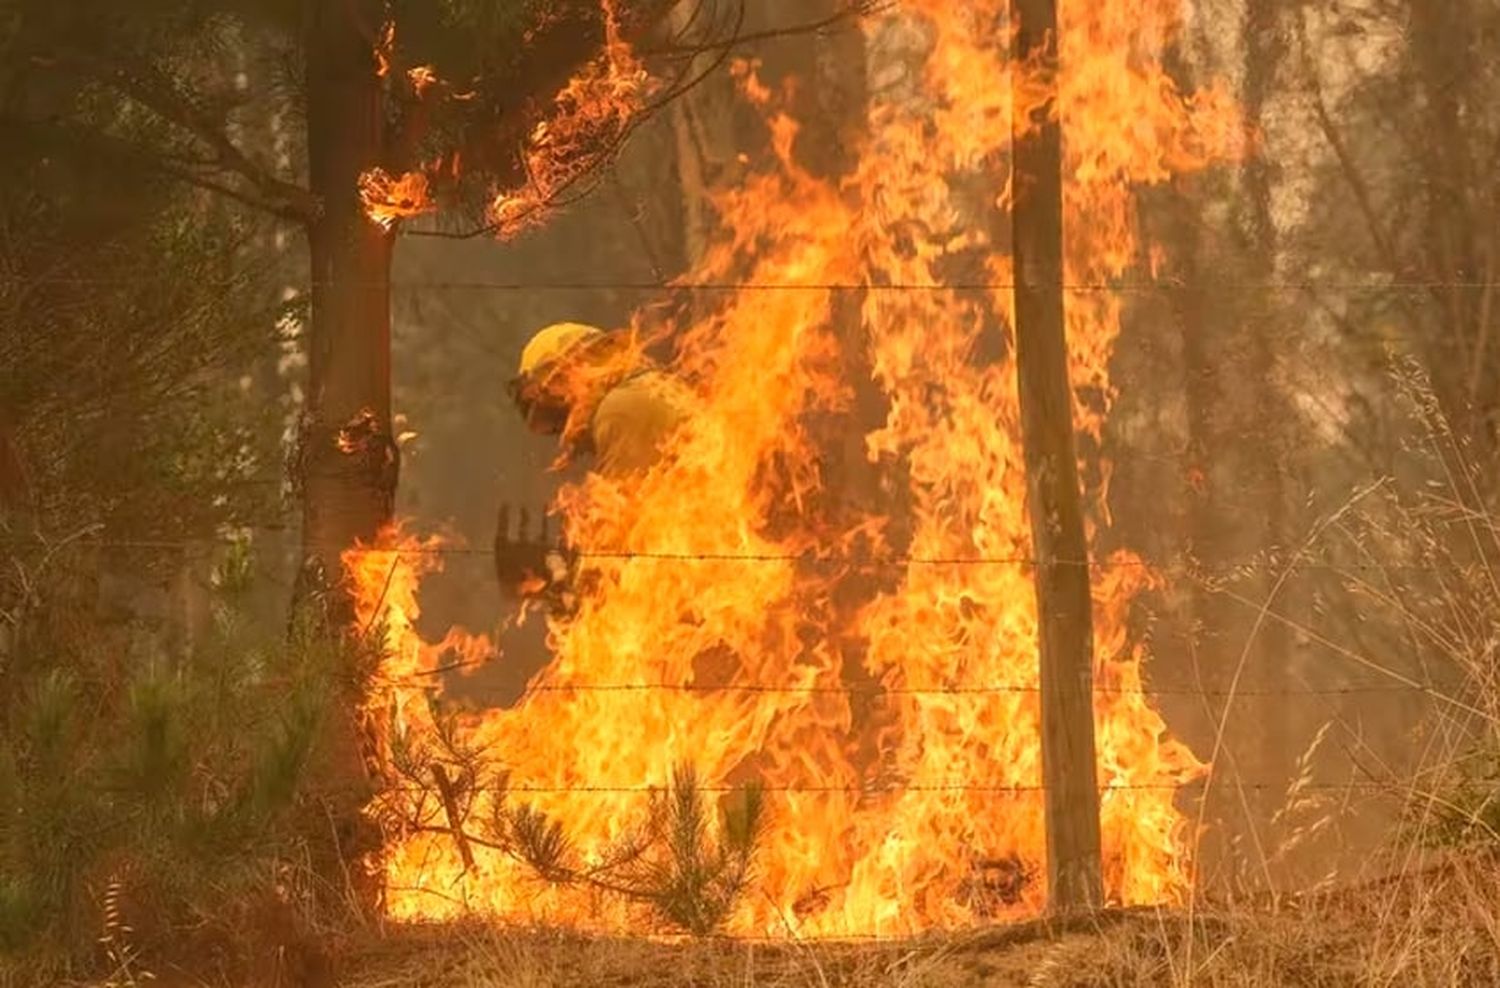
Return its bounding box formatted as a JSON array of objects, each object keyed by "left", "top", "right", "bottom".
[
  {"left": 2, "top": 533, "right": 1487, "bottom": 576},
  {"left": 7, "top": 274, "right": 1500, "bottom": 292},
  {"left": 377, "top": 780, "right": 1404, "bottom": 796},
  {"left": 5, "top": 533, "right": 1486, "bottom": 713},
  {"left": 385, "top": 677, "right": 1431, "bottom": 699}
]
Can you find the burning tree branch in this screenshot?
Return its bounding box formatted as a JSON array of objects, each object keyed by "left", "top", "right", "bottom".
[
  {"left": 481, "top": 0, "right": 656, "bottom": 238},
  {"left": 358, "top": 168, "right": 436, "bottom": 230},
  {"left": 429, "top": 763, "right": 476, "bottom": 871},
  {"left": 398, "top": 0, "right": 882, "bottom": 241}
]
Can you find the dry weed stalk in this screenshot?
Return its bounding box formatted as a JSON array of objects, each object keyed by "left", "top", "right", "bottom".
[
  {"left": 97, "top": 877, "right": 153, "bottom": 987},
  {"left": 1264, "top": 718, "right": 1341, "bottom": 890}
]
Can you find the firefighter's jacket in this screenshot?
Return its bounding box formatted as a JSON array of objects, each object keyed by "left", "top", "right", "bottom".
[{"left": 585, "top": 368, "right": 692, "bottom": 478}]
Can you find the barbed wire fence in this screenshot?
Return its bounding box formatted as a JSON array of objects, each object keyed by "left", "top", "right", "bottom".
[
  {"left": 7, "top": 274, "right": 1500, "bottom": 290},
  {"left": 3, "top": 529, "right": 1479, "bottom": 807},
  {"left": 4, "top": 273, "right": 1493, "bottom": 913},
  {"left": 2, "top": 529, "right": 1484, "bottom": 699}
]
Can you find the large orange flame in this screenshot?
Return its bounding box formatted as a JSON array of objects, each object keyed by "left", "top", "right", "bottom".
[{"left": 346, "top": 0, "right": 1242, "bottom": 936}]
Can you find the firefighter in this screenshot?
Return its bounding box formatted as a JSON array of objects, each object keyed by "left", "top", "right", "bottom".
[
  {"left": 509, "top": 321, "right": 689, "bottom": 476},
  {"left": 494, "top": 321, "right": 690, "bottom": 604}
]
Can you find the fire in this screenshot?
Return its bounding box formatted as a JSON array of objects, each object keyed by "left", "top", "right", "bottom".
[
  {"left": 343, "top": 525, "right": 494, "bottom": 835},
  {"left": 374, "top": 20, "right": 395, "bottom": 79},
  {"left": 358, "top": 168, "right": 436, "bottom": 230},
  {"left": 359, "top": 3, "right": 650, "bottom": 233},
  {"left": 348, "top": 0, "right": 1242, "bottom": 936},
  {"left": 486, "top": 0, "right": 651, "bottom": 237},
  {"left": 407, "top": 65, "right": 439, "bottom": 96}
]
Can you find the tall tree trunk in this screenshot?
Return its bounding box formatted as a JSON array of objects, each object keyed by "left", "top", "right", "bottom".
[
  {"left": 1011, "top": 0, "right": 1103, "bottom": 912},
  {"left": 1154, "top": 10, "right": 1296, "bottom": 892},
  {"left": 302, "top": 0, "right": 396, "bottom": 611},
  {"left": 299, "top": 0, "right": 394, "bottom": 904},
  {"left": 667, "top": 1, "right": 712, "bottom": 267},
  {"left": 1409, "top": 2, "right": 1492, "bottom": 473},
  {"left": 1238, "top": 0, "right": 1299, "bottom": 883}
]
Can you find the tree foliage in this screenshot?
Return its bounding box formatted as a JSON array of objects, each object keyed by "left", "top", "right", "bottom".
[
  {"left": 0, "top": 546, "right": 364, "bottom": 975},
  {"left": 1, "top": 2, "right": 294, "bottom": 551}
]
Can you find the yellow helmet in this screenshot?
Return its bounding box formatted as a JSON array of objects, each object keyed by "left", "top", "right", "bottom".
[
  {"left": 511, "top": 322, "right": 609, "bottom": 435},
  {"left": 518, "top": 322, "right": 606, "bottom": 379}
]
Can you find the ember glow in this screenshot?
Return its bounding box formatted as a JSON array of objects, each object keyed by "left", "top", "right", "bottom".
[
  {"left": 407, "top": 64, "right": 439, "bottom": 96},
  {"left": 374, "top": 20, "right": 395, "bottom": 79},
  {"left": 357, "top": 168, "right": 435, "bottom": 230},
  {"left": 347, "top": 1, "right": 1242, "bottom": 935}
]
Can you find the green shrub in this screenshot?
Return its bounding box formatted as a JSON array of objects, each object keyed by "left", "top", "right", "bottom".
[
  {"left": 0, "top": 546, "right": 369, "bottom": 979},
  {"left": 488, "top": 763, "right": 768, "bottom": 936}
]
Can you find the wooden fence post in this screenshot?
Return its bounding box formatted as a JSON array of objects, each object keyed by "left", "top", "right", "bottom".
[{"left": 1010, "top": 0, "right": 1105, "bottom": 912}]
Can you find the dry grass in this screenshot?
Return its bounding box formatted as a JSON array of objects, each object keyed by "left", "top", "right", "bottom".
[
  {"left": 322, "top": 852, "right": 1499, "bottom": 988},
  {"left": 30, "top": 852, "right": 1499, "bottom": 987}
]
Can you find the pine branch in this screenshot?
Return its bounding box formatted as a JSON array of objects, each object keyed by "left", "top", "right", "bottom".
[
  {"left": 441, "top": 765, "right": 768, "bottom": 935},
  {"left": 28, "top": 48, "right": 316, "bottom": 221},
  {"left": 1, "top": 114, "right": 302, "bottom": 221},
  {"left": 430, "top": 763, "right": 476, "bottom": 871},
  {"left": 404, "top": 0, "right": 883, "bottom": 240},
  {"left": 641, "top": 0, "right": 886, "bottom": 56}
]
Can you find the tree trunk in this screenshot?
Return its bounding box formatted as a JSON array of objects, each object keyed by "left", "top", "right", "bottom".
[
  {"left": 1409, "top": 2, "right": 1494, "bottom": 480},
  {"left": 1010, "top": 0, "right": 1103, "bottom": 912},
  {"left": 302, "top": 0, "right": 396, "bottom": 609},
  {"left": 299, "top": 0, "right": 394, "bottom": 906},
  {"left": 1157, "top": 12, "right": 1290, "bottom": 891},
  {"left": 1238, "top": 0, "right": 1299, "bottom": 883},
  {"left": 667, "top": 1, "right": 712, "bottom": 266}
]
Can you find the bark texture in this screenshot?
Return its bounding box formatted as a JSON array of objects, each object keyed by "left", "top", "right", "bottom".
[{"left": 302, "top": 0, "right": 398, "bottom": 596}]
